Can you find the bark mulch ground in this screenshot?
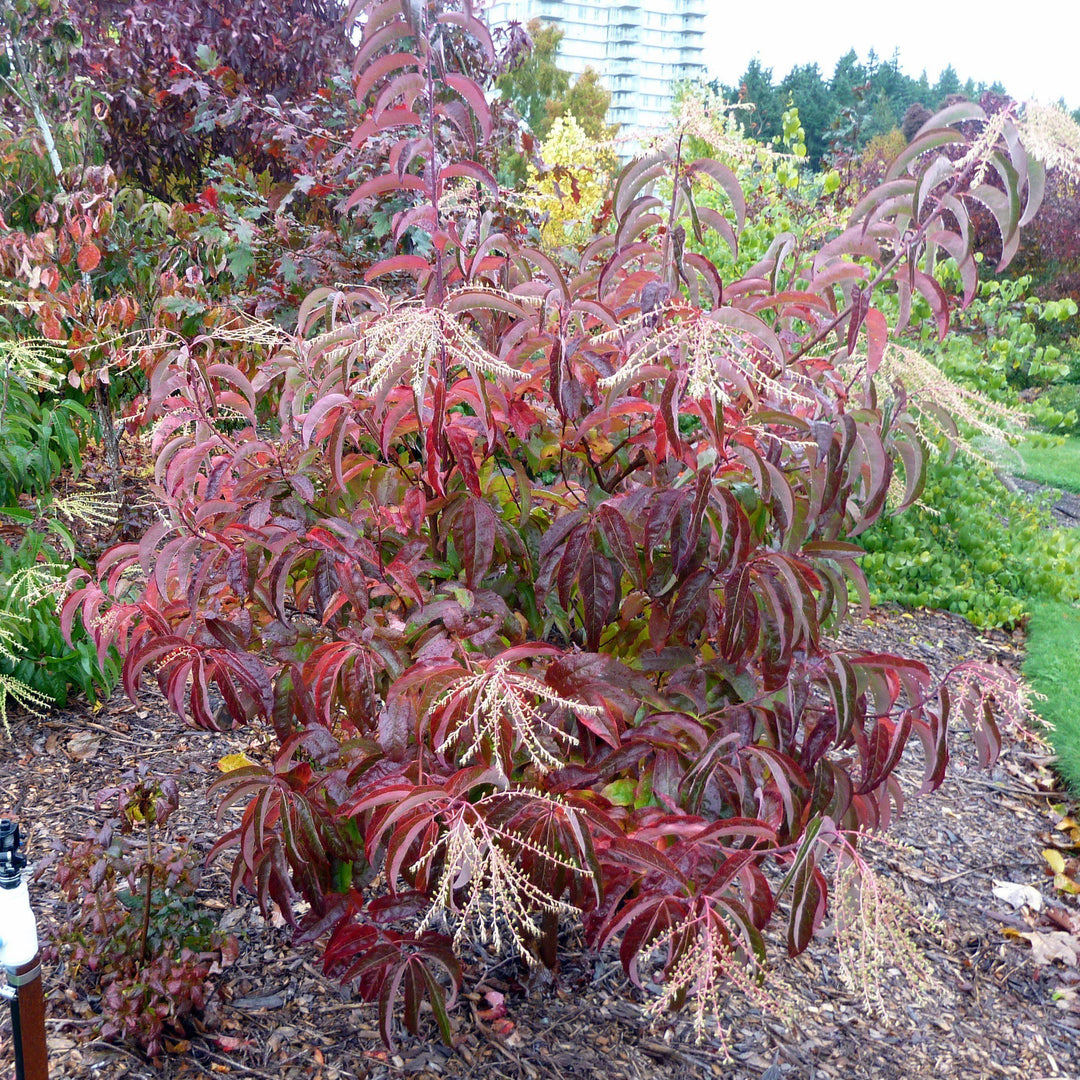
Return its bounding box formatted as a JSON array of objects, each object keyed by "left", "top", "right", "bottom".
[{"left": 2, "top": 606, "right": 1079, "bottom": 1080}]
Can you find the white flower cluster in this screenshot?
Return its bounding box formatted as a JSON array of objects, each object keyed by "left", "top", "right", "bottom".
[
  {"left": 827, "top": 832, "right": 940, "bottom": 1015},
  {"left": 601, "top": 312, "right": 812, "bottom": 408},
  {"left": 53, "top": 491, "right": 123, "bottom": 530},
  {"left": 1019, "top": 101, "right": 1080, "bottom": 181},
  {"left": 874, "top": 344, "right": 1027, "bottom": 451},
  {"left": 432, "top": 659, "right": 602, "bottom": 776},
  {"left": 356, "top": 301, "right": 527, "bottom": 402},
  {"left": 0, "top": 338, "right": 67, "bottom": 392},
  {"left": 415, "top": 794, "right": 585, "bottom": 963},
  {"left": 0, "top": 676, "right": 53, "bottom": 738},
  {"left": 642, "top": 901, "right": 791, "bottom": 1048}
]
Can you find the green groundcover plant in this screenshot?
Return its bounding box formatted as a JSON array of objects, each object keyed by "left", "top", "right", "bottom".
[
  {"left": 65, "top": 0, "right": 1063, "bottom": 1048},
  {"left": 860, "top": 452, "right": 1080, "bottom": 627}
]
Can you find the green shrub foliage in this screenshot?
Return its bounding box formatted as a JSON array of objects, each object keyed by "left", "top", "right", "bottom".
[
  {"left": 924, "top": 274, "right": 1079, "bottom": 430},
  {"left": 68, "top": 0, "right": 1053, "bottom": 1046},
  {"left": 0, "top": 531, "right": 119, "bottom": 712}
]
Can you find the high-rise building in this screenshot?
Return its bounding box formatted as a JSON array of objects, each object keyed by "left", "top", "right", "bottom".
[{"left": 485, "top": 1, "right": 707, "bottom": 147}]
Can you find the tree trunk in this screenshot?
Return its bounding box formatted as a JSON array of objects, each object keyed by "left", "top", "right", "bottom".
[{"left": 94, "top": 381, "right": 124, "bottom": 499}]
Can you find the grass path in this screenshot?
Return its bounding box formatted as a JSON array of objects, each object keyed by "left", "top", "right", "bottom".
[
  {"left": 1018, "top": 435, "right": 1080, "bottom": 494},
  {"left": 1024, "top": 598, "right": 1080, "bottom": 791}
]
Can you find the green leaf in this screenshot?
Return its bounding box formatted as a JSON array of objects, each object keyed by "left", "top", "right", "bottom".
[{"left": 227, "top": 244, "right": 256, "bottom": 283}]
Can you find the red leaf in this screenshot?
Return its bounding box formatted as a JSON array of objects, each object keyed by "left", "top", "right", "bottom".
[
  {"left": 596, "top": 504, "right": 640, "bottom": 587},
  {"left": 787, "top": 857, "right": 827, "bottom": 956},
  {"left": 668, "top": 568, "right": 713, "bottom": 642},
  {"left": 344, "top": 173, "right": 426, "bottom": 211},
  {"left": 41, "top": 310, "right": 64, "bottom": 341},
  {"left": 452, "top": 498, "right": 497, "bottom": 590},
  {"left": 364, "top": 254, "right": 432, "bottom": 282},
  {"left": 445, "top": 423, "right": 481, "bottom": 498},
  {"left": 578, "top": 550, "right": 618, "bottom": 651},
  {"left": 440, "top": 161, "right": 499, "bottom": 195},
  {"left": 443, "top": 74, "right": 492, "bottom": 141},
  {"left": 846, "top": 286, "right": 870, "bottom": 356},
  {"left": 77, "top": 243, "right": 102, "bottom": 273},
  {"left": 687, "top": 158, "right": 746, "bottom": 231},
  {"left": 354, "top": 51, "right": 419, "bottom": 107}
]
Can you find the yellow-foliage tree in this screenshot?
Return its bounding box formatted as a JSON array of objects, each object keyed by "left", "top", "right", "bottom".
[{"left": 526, "top": 115, "right": 612, "bottom": 249}]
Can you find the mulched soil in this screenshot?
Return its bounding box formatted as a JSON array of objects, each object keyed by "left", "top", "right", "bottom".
[
  {"left": 1, "top": 437, "right": 1079, "bottom": 1078},
  {"left": 2, "top": 605, "right": 1078, "bottom": 1080}
]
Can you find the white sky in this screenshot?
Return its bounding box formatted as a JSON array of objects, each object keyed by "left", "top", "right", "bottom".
[{"left": 703, "top": 1, "right": 1078, "bottom": 111}]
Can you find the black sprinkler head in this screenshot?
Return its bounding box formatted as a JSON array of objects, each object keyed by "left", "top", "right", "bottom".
[{"left": 0, "top": 819, "right": 25, "bottom": 889}]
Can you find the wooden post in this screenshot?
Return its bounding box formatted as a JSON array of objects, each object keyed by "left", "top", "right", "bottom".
[{"left": 7, "top": 956, "right": 49, "bottom": 1080}]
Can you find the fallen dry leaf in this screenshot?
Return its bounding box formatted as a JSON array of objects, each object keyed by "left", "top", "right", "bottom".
[
  {"left": 992, "top": 880, "right": 1044, "bottom": 912},
  {"left": 213, "top": 1036, "right": 257, "bottom": 1052},
  {"left": 217, "top": 752, "right": 256, "bottom": 773},
  {"left": 1045, "top": 906, "right": 1080, "bottom": 933},
  {"left": 66, "top": 732, "right": 103, "bottom": 761},
  {"left": 1054, "top": 872, "right": 1080, "bottom": 895},
  {"left": 219, "top": 906, "right": 247, "bottom": 931},
  {"left": 1012, "top": 930, "right": 1080, "bottom": 967},
  {"left": 477, "top": 989, "right": 507, "bottom": 1021}
]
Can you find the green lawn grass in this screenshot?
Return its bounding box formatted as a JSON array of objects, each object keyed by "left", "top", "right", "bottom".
[
  {"left": 1024, "top": 599, "right": 1080, "bottom": 793},
  {"left": 1018, "top": 436, "right": 1080, "bottom": 494}
]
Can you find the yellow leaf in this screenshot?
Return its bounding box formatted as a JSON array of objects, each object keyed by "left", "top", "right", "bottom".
[
  {"left": 588, "top": 436, "right": 615, "bottom": 459},
  {"left": 217, "top": 753, "right": 256, "bottom": 773},
  {"left": 1054, "top": 873, "right": 1080, "bottom": 895},
  {"left": 1044, "top": 848, "right": 1067, "bottom": 875},
  {"left": 1054, "top": 817, "right": 1080, "bottom": 845}
]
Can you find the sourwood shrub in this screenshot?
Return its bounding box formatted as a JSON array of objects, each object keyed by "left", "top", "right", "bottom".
[{"left": 67, "top": 0, "right": 1055, "bottom": 1046}]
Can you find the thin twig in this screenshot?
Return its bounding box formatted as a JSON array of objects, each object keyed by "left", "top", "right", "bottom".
[{"left": 193, "top": 1045, "right": 286, "bottom": 1079}]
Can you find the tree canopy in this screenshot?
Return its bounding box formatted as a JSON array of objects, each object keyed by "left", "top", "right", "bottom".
[{"left": 715, "top": 50, "right": 1011, "bottom": 164}]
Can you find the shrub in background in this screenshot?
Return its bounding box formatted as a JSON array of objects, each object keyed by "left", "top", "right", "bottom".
[
  {"left": 0, "top": 338, "right": 92, "bottom": 501},
  {"left": 676, "top": 94, "right": 839, "bottom": 280},
  {"left": 45, "top": 768, "right": 238, "bottom": 1058},
  {"left": 0, "top": 335, "right": 118, "bottom": 731},
  {"left": 67, "top": 0, "right": 350, "bottom": 200},
  {"left": 0, "top": 529, "right": 120, "bottom": 724},
  {"left": 526, "top": 114, "right": 613, "bottom": 248},
  {"left": 1002, "top": 103, "right": 1080, "bottom": 302},
  {"left": 924, "top": 275, "right": 1078, "bottom": 421}
]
